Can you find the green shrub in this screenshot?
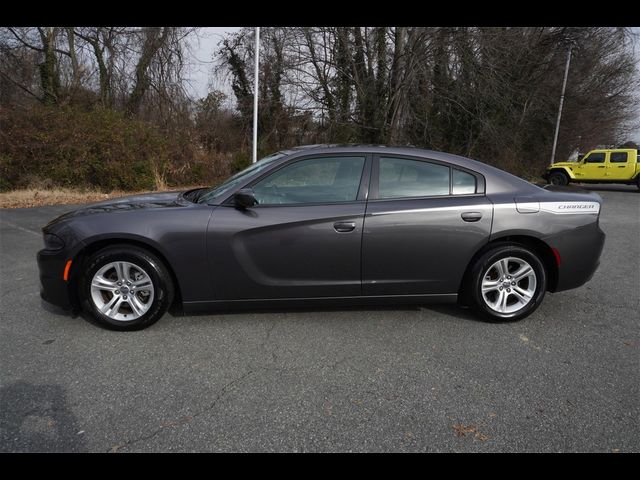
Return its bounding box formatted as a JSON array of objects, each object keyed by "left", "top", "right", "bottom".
[{"left": 0, "top": 105, "right": 164, "bottom": 192}]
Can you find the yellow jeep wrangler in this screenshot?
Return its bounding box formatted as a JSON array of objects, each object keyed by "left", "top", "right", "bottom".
[{"left": 543, "top": 148, "right": 640, "bottom": 190}]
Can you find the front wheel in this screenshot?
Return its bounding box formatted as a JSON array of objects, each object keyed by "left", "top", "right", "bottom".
[
  {"left": 467, "top": 244, "right": 547, "bottom": 322},
  {"left": 79, "top": 245, "right": 174, "bottom": 330},
  {"left": 548, "top": 171, "right": 569, "bottom": 186}
]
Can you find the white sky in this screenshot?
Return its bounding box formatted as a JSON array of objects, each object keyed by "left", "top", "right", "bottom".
[
  {"left": 185, "top": 27, "right": 242, "bottom": 100},
  {"left": 187, "top": 27, "right": 640, "bottom": 142}
]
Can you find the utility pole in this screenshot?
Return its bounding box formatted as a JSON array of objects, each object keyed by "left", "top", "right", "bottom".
[
  {"left": 252, "top": 27, "right": 260, "bottom": 163},
  {"left": 550, "top": 45, "right": 573, "bottom": 166}
]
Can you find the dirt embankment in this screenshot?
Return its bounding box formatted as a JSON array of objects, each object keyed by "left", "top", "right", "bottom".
[{"left": 0, "top": 186, "right": 204, "bottom": 208}]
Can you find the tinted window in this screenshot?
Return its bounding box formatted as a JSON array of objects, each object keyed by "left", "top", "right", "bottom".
[
  {"left": 610, "top": 152, "right": 628, "bottom": 163},
  {"left": 452, "top": 169, "right": 477, "bottom": 194},
  {"left": 584, "top": 152, "right": 606, "bottom": 163},
  {"left": 253, "top": 156, "right": 365, "bottom": 205},
  {"left": 196, "top": 151, "right": 289, "bottom": 204},
  {"left": 378, "top": 157, "right": 450, "bottom": 198}
]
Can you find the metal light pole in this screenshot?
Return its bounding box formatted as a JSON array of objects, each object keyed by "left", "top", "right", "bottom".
[
  {"left": 252, "top": 27, "right": 260, "bottom": 163},
  {"left": 550, "top": 45, "right": 573, "bottom": 166}
]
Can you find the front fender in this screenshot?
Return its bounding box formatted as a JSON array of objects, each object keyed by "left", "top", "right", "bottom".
[{"left": 548, "top": 166, "right": 576, "bottom": 180}]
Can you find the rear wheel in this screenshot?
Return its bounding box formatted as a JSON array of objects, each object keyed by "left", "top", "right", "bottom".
[
  {"left": 548, "top": 171, "right": 569, "bottom": 186},
  {"left": 79, "top": 245, "right": 174, "bottom": 330},
  {"left": 467, "top": 244, "right": 547, "bottom": 322}
]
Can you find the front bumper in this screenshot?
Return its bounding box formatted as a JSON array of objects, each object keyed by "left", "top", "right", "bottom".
[{"left": 37, "top": 248, "right": 73, "bottom": 309}]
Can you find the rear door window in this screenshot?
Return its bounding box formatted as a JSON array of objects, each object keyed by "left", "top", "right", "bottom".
[
  {"left": 610, "top": 152, "right": 628, "bottom": 163},
  {"left": 378, "top": 157, "right": 450, "bottom": 198}
]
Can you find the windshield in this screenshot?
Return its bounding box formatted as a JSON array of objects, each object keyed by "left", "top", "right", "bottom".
[{"left": 195, "top": 151, "right": 290, "bottom": 204}]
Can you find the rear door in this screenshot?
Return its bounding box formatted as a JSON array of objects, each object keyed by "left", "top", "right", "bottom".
[
  {"left": 206, "top": 154, "right": 371, "bottom": 300},
  {"left": 606, "top": 150, "right": 634, "bottom": 180},
  {"left": 361, "top": 155, "right": 493, "bottom": 295}
]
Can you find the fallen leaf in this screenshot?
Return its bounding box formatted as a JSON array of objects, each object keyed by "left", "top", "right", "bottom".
[{"left": 453, "top": 424, "right": 477, "bottom": 437}]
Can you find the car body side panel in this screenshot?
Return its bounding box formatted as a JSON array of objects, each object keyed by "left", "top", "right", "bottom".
[
  {"left": 206, "top": 203, "right": 366, "bottom": 300},
  {"left": 362, "top": 195, "right": 493, "bottom": 295},
  {"left": 489, "top": 189, "right": 605, "bottom": 292}
]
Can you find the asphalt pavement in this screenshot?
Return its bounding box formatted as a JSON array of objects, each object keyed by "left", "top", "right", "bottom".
[{"left": 1, "top": 184, "right": 638, "bottom": 452}]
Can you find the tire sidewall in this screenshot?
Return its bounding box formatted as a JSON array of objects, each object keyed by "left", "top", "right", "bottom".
[
  {"left": 80, "top": 246, "right": 172, "bottom": 330},
  {"left": 470, "top": 245, "right": 547, "bottom": 322}
]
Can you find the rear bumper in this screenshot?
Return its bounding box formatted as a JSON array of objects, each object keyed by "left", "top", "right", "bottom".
[
  {"left": 37, "top": 248, "right": 72, "bottom": 309},
  {"left": 548, "top": 222, "right": 605, "bottom": 292}
]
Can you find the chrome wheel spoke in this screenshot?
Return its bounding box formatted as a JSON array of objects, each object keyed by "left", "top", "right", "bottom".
[
  {"left": 512, "top": 265, "right": 533, "bottom": 282},
  {"left": 115, "top": 262, "right": 132, "bottom": 282},
  {"left": 482, "top": 279, "right": 501, "bottom": 293},
  {"left": 102, "top": 295, "right": 122, "bottom": 316},
  {"left": 132, "top": 278, "right": 152, "bottom": 289},
  {"left": 128, "top": 295, "right": 144, "bottom": 316},
  {"left": 491, "top": 290, "right": 508, "bottom": 313},
  {"left": 92, "top": 275, "right": 118, "bottom": 292},
  {"left": 512, "top": 286, "right": 533, "bottom": 302}
]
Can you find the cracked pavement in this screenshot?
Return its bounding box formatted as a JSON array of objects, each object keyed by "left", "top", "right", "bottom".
[{"left": 1, "top": 185, "right": 638, "bottom": 452}]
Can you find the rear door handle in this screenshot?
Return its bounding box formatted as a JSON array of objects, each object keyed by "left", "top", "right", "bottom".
[
  {"left": 461, "top": 212, "right": 482, "bottom": 222},
  {"left": 333, "top": 221, "right": 356, "bottom": 233}
]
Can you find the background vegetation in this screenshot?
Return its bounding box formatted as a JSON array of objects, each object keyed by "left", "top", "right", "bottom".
[{"left": 1, "top": 26, "right": 638, "bottom": 193}]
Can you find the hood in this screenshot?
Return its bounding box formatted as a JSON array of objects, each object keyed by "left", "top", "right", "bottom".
[
  {"left": 548, "top": 161, "right": 579, "bottom": 169},
  {"left": 43, "top": 190, "right": 188, "bottom": 229}
]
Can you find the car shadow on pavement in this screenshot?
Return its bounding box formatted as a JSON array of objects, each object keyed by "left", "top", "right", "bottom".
[
  {"left": 170, "top": 302, "right": 491, "bottom": 324},
  {"left": 0, "top": 381, "right": 88, "bottom": 453}
]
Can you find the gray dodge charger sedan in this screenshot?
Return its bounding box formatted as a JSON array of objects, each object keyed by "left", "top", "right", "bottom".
[{"left": 37, "top": 145, "right": 605, "bottom": 330}]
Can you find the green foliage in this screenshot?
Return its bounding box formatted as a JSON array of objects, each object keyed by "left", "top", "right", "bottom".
[
  {"left": 0, "top": 104, "right": 235, "bottom": 192},
  {"left": 0, "top": 105, "right": 164, "bottom": 191}
]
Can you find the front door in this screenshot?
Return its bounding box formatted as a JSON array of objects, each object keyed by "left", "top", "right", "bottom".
[
  {"left": 206, "top": 155, "right": 370, "bottom": 300},
  {"left": 574, "top": 151, "right": 607, "bottom": 180},
  {"left": 362, "top": 155, "right": 493, "bottom": 295}
]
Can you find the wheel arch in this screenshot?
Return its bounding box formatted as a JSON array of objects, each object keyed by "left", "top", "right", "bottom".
[
  {"left": 67, "top": 236, "right": 183, "bottom": 311},
  {"left": 458, "top": 234, "right": 559, "bottom": 303},
  {"left": 548, "top": 167, "right": 574, "bottom": 181}
]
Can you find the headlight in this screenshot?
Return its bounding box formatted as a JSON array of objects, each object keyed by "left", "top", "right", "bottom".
[{"left": 43, "top": 233, "right": 65, "bottom": 251}]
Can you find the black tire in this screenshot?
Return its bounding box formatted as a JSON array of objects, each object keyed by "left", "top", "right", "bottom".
[
  {"left": 636, "top": 175, "right": 640, "bottom": 191},
  {"left": 79, "top": 245, "right": 174, "bottom": 331},
  {"left": 466, "top": 244, "right": 547, "bottom": 322},
  {"left": 548, "top": 171, "right": 569, "bottom": 186}
]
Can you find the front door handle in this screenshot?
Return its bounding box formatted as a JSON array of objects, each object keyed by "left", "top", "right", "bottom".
[
  {"left": 461, "top": 212, "right": 483, "bottom": 222},
  {"left": 333, "top": 221, "right": 356, "bottom": 233}
]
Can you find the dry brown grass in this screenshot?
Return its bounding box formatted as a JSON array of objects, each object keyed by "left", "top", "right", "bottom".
[{"left": 0, "top": 186, "right": 206, "bottom": 209}]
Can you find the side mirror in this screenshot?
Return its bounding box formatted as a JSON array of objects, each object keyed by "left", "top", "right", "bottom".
[{"left": 234, "top": 188, "right": 258, "bottom": 209}]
